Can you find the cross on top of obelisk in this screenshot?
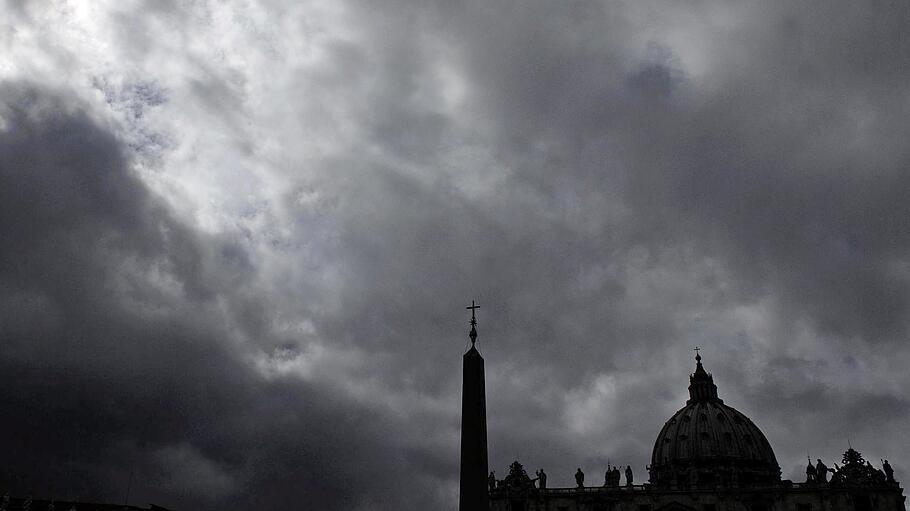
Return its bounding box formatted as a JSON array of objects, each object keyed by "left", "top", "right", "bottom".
[{"left": 466, "top": 300, "right": 479, "bottom": 345}]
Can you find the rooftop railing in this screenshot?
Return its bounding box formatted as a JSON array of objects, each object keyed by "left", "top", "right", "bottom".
[{"left": 490, "top": 480, "right": 902, "bottom": 497}]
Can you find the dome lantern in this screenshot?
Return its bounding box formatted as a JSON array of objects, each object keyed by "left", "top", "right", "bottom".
[{"left": 687, "top": 350, "right": 722, "bottom": 404}]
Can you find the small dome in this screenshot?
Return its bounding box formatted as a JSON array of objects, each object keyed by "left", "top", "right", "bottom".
[{"left": 649, "top": 353, "right": 780, "bottom": 488}]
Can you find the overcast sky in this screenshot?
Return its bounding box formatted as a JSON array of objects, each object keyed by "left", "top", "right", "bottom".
[{"left": 2, "top": 1, "right": 910, "bottom": 509}]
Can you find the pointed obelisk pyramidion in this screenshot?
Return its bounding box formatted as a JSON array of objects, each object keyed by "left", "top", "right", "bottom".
[{"left": 460, "top": 300, "right": 489, "bottom": 511}]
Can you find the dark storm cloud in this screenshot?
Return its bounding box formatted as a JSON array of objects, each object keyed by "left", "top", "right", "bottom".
[
  {"left": 0, "top": 83, "right": 231, "bottom": 504},
  {"left": 4, "top": 0, "right": 910, "bottom": 508},
  {"left": 0, "top": 84, "right": 446, "bottom": 510},
  {"left": 293, "top": 0, "right": 910, "bottom": 488}
]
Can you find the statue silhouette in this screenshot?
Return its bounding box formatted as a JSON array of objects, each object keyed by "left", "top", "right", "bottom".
[
  {"left": 806, "top": 460, "right": 817, "bottom": 483},
  {"left": 536, "top": 468, "right": 547, "bottom": 489},
  {"left": 816, "top": 459, "right": 829, "bottom": 484},
  {"left": 575, "top": 468, "right": 585, "bottom": 487},
  {"left": 883, "top": 460, "right": 895, "bottom": 483}
]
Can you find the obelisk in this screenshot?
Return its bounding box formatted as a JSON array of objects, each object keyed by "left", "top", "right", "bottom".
[{"left": 459, "top": 300, "right": 489, "bottom": 511}]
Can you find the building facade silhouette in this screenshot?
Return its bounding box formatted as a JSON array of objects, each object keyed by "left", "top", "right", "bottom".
[
  {"left": 459, "top": 315, "right": 906, "bottom": 511},
  {"left": 0, "top": 495, "right": 171, "bottom": 511}
]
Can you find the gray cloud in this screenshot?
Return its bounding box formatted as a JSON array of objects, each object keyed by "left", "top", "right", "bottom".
[
  {"left": 0, "top": 84, "right": 439, "bottom": 510},
  {"left": 2, "top": 0, "right": 910, "bottom": 508}
]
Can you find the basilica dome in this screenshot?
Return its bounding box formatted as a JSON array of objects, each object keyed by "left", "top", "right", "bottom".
[{"left": 649, "top": 353, "right": 781, "bottom": 488}]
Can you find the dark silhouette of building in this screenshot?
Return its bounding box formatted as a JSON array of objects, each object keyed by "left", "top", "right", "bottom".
[
  {"left": 460, "top": 301, "right": 490, "bottom": 511},
  {"left": 0, "top": 494, "right": 172, "bottom": 511},
  {"left": 458, "top": 325, "right": 907, "bottom": 511}
]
